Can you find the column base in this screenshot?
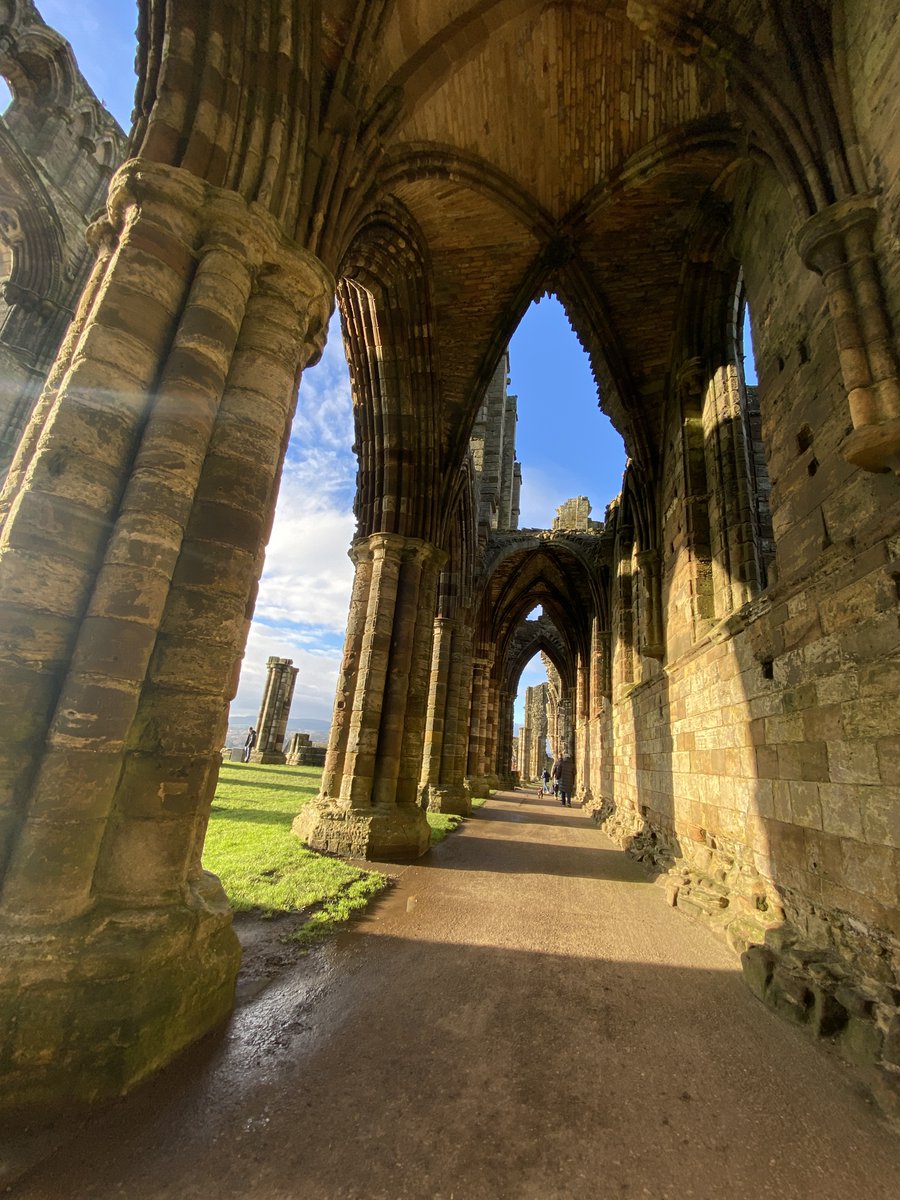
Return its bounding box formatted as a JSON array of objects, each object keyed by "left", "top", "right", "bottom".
[
  {"left": 465, "top": 775, "right": 494, "bottom": 800},
  {"left": 421, "top": 783, "right": 471, "bottom": 816},
  {"left": 0, "top": 873, "right": 240, "bottom": 1116},
  {"left": 293, "top": 798, "right": 431, "bottom": 860},
  {"left": 249, "top": 750, "right": 287, "bottom": 764}
]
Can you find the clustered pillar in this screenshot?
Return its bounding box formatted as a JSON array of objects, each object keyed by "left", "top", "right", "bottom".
[
  {"left": 797, "top": 197, "right": 900, "bottom": 474},
  {"left": 419, "top": 617, "right": 474, "bottom": 814},
  {"left": 294, "top": 532, "right": 445, "bottom": 859},
  {"left": 0, "top": 158, "right": 334, "bottom": 1109}
]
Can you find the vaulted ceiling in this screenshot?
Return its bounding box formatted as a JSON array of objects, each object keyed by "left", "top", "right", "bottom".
[{"left": 336, "top": 0, "right": 741, "bottom": 475}]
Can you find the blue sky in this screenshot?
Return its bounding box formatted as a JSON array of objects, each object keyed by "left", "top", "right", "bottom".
[{"left": 15, "top": 3, "right": 755, "bottom": 731}]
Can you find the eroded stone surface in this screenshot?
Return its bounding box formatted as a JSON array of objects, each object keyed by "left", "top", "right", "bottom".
[{"left": 0, "top": 0, "right": 898, "bottom": 1116}]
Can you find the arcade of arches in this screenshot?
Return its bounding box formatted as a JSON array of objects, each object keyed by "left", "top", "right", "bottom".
[{"left": 0, "top": 0, "right": 898, "bottom": 1113}]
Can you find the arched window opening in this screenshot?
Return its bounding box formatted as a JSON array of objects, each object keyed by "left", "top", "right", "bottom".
[
  {"left": 734, "top": 286, "right": 775, "bottom": 587},
  {"left": 513, "top": 652, "right": 551, "bottom": 782},
  {"left": 0, "top": 78, "right": 11, "bottom": 114},
  {"left": 509, "top": 294, "right": 626, "bottom": 530},
  {"left": 741, "top": 303, "right": 758, "bottom": 386}
]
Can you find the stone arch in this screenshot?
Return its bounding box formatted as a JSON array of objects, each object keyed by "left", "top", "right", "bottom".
[
  {"left": 630, "top": 1, "right": 900, "bottom": 471},
  {"left": 0, "top": 22, "right": 77, "bottom": 113},
  {"left": 338, "top": 201, "right": 442, "bottom": 544},
  {"left": 0, "top": 0, "right": 898, "bottom": 1116},
  {"left": 504, "top": 615, "right": 572, "bottom": 702},
  {"left": 469, "top": 535, "right": 607, "bottom": 789}
]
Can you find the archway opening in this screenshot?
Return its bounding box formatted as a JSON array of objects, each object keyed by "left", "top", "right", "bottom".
[
  {"left": 513, "top": 650, "right": 551, "bottom": 780},
  {"left": 509, "top": 294, "right": 626, "bottom": 528}
]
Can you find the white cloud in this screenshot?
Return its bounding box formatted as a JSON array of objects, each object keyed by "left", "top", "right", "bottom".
[
  {"left": 516, "top": 463, "right": 572, "bottom": 528},
  {"left": 231, "top": 623, "right": 344, "bottom": 727},
  {"left": 231, "top": 318, "right": 357, "bottom": 726}
]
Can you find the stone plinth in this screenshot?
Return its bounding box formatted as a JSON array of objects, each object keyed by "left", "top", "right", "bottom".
[
  {"left": 286, "top": 732, "right": 327, "bottom": 767},
  {"left": 0, "top": 880, "right": 239, "bottom": 1114}
]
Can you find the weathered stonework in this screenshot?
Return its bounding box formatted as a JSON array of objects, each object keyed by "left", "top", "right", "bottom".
[
  {"left": 285, "top": 732, "right": 326, "bottom": 768},
  {"left": 250, "top": 656, "right": 298, "bottom": 764},
  {"left": 0, "top": 0, "right": 126, "bottom": 479},
  {"left": 0, "top": 0, "right": 898, "bottom": 1117},
  {"left": 517, "top": 683, "right": 550, "bottom": 782}
]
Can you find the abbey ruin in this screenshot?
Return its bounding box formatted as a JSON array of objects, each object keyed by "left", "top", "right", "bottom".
[{"left": 0, "top": 0, "right": 898, "bottom": 1120}]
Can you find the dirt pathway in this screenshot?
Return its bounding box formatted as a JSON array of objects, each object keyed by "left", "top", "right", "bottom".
[{"left": 7, "top": 790, "right": 899, "bottom": 1198}]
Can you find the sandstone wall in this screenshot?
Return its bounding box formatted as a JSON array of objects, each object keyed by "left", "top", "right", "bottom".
[{"left": 587, "top": 156, "right": 900, "bottom": 1090}]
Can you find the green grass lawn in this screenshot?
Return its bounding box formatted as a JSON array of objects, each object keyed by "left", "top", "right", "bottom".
[{"left": 203, "top": 760, "right": 470, "bottom": 943}]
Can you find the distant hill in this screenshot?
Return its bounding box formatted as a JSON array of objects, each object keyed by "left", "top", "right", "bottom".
[{"left": 224, "top": 717, "right": 331, "bottom": 748}]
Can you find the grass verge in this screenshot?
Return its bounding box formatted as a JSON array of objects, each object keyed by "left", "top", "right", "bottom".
[{"left": 204, "top": 761, "right": 470, "bottom": 944}]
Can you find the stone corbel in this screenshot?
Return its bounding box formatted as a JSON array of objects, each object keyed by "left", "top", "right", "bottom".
[{"left": 796, "top": 196, "right": 900, "bottom": 474}]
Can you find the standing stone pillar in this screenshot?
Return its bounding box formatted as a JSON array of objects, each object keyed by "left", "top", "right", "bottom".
[
  {"left": 797, "top": 197, "right": 900, "bottom": 473},
  {"left": 518, "top": 702, "right": 532, "bottom": 777},
  {"left": 420, "top": 617, "right": 472, "bottom": 815},
  {"left": 483, "top": 674, "right": 502, "bottom": 790},
  {"left": 251, "top": 657, "right": 298, "bottom": 764},
  {"left": 0, "top": 158, "right": 334, "bottom": 1110},
  {"left": 676, "top": 359, "right": 715, "bottom": 636},
  {"left": 444, "top": 621, "right": 475, "bottom": 807},
  {"left": 294, "top": 532, "right": 445, "bottom": 859},
  {"left": 420, "top": 615, "right": 453, "bottom": 805},
  {"left": 495, "top": 688, "right": 516, "bottom": 784},
  {"left": 465, "top": 655, "right": 494, "bottom": 799}
]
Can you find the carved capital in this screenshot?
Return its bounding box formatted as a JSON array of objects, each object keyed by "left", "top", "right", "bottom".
[{"left": 796, "top": 194, "right": 878, "bottom": 276}]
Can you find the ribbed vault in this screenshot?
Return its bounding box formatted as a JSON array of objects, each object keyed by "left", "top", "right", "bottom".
[{"left": 476, "top": 533, "right": 611, "bottom": 698}]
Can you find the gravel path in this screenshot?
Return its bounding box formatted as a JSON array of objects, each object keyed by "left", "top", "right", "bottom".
[{"left": 9, "top": 789, "right": 900, "bottom": 1198}]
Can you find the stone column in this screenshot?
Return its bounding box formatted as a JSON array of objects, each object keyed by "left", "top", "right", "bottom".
[
  {"left": 294, "top": 532, "right": 445, "bottom": 859},
  {"left": 483, "top": 674, "right": 502, "bottom": 790},
  {"left": 420, "top": 617, "right": 472, "bottom": 815},
  {"left": 420, "top": 615, "right": 453, "bottom": 804},
  {"left": 496, "top": 688, "right": 516, "bottom": 784},
  {"left": 0, "top": 158, "right": 334, "bottom": 1110},
  {"left": 797, "top": 197, "right": 900, "bottom": 473},
  {"left": 444, "top": 622, "right": 475, "bottom": 807},
  {"left": 636, "top": 548, "right": 665, "bottom": 658},
  {"left": 615, "top": 530, "right": 636, "bottom": 690},
  {"left": 251, "top": 657, "right": 298, "bottom": 764},
  {"left": 518, "top": 703, "right": 531, "bottom": 776},
  {"left": 465, "top": 655, "right": 494, "bottom": 799},
  {"left": 676, "top": 359, "right": 715, "bottom": 638}
]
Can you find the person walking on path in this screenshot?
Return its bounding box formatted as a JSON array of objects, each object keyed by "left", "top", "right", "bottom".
[
  {"left": 553, "top": 754, "right": 575, "bottom": 806},
  {"left": 242, "top": 727, "right": 257, "bottom": 763},
  {"left": 541, "top": 768, "right": 551, "bottom": 795}
]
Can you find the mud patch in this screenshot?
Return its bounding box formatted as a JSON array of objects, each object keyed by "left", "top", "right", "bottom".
[{"left": 232, "top": 911, "right": 317, "bottom": 1004}]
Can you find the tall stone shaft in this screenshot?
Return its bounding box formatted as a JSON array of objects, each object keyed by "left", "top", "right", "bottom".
[{"left": 252, "top": 657, "right": 298, "bottom": 764}]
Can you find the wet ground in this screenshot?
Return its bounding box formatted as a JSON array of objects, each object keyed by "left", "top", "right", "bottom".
[{"left": 4, "top": 789, "right": 899, "bottom": 1198}]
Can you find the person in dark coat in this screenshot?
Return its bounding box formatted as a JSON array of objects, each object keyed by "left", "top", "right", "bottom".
[
  {"left": 553, "top": 754, "right": 575, "bottom": 806},
  {"left": 242, "top": 727, "right": 257, "bottom": 762}
]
